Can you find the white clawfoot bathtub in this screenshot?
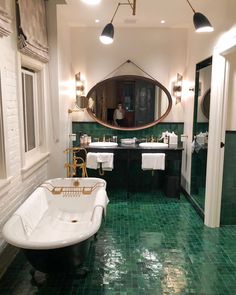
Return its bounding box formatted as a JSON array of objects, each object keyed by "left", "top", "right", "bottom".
[{"left": 2, "top": 177, "right": 109, "bottom": 273}]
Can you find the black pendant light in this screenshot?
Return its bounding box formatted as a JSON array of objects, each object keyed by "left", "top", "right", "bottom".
[
  {"left": 186, "top": 0, "right": 214, "bottom": 32},
  {"left": 100, "top": 23, "right": 114, "bottom": 45},
  {"left": 100, "top": 0, "right": 136, "bottom": 45}
]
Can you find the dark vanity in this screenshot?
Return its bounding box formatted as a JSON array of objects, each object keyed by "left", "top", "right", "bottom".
[
  {"left": 72, "top": 61, "right": 183, "bottom": 198},
  {"left": 83, "top": 144, "right": 183, "bottom": 198}
]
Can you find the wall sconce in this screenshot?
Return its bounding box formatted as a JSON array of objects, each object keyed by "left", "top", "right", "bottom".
[
  {"left": 68, "top": 72, "right": 87, "bottom": 113},
  {"left": 172, "top": 73, "right": 183, "bottom": 104},
  {"left": 186, "top": 0, "right": 214, "bottom": 32},
  {"left": 100, "top": 0, "right": 136, "bottom": 45},
  {"left": 75, "top": 72, "right": 85, "bottom": 103}
]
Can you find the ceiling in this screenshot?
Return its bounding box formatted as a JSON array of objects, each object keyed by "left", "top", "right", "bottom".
[{"left": 61, "top": 0, "right": 220, "bottom": 29}]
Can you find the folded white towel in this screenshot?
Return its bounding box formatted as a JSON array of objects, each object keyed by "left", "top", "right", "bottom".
[
  {"left": 99, "top": 153, "right": 114, "bottom": 171},
  {"left": 86, "top": 152, "right": 99, "bottom": 169},
  {"left": 142, "top": 153, "right": 165, "bottom": 170},
  {"left": 14, "top": 187, "right": 49, "bottom": 236},
  {"left": 86, "top": 152, "right": 114, "bottom": 171}
]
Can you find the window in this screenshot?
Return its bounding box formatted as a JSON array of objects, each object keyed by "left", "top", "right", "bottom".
[
  {"left": 21, "top": 68, "right": 39, "bottom": 153},
  {"left": 19, "top": 55, "right": 49, "bottom": 177},
  {"left": 0, "top": 73, "right": 6, "bottom": 179}
]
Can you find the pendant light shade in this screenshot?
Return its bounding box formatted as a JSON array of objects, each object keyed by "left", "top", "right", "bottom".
[
  {"left": 193, "top": 12, "right": 214, "bottom": 32},
  {"left": 100, "top": 23, "right": 114, "bottom": 45}
]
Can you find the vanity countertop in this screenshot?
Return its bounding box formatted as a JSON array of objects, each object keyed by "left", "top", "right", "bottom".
[{"left": 82, "top": 143, "right": 184, "bottom": 151}]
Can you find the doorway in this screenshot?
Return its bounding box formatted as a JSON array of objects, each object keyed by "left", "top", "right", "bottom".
[{"left": 191, "top": 57, "right": 212, "bottom": 215}]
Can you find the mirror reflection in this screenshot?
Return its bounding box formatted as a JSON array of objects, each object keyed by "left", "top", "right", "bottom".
[
  {"left": 86, "top": 75, "right": 172, "bottom": 130},
  {"left": 191, "top": 57, "right": 212, "bottom": 213}
]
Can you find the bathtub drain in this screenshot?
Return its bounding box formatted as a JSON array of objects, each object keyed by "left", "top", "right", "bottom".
[{"left": 71, "top": 220, "right": 78, "bottom": 223}]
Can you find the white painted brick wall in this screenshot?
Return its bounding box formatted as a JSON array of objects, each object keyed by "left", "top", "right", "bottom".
[{"left": 0, "top": 1, "right": 49, "bottom": 255}]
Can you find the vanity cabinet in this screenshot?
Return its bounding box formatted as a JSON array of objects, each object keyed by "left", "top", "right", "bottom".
[{"left": 82, "top": 145, "right": 183, "bottom": 198}]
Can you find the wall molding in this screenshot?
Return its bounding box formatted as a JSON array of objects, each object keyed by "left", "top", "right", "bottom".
[{"left": 21, "top": 152, "right": 50, "bottom": 180}]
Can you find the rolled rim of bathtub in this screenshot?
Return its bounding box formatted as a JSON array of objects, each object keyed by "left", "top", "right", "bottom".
[
  {"left": 2, "top": 208, "right": 103, "bottom": 250},
  {"left": 2, "top": 177, "right": 108, "bottom": 250}
]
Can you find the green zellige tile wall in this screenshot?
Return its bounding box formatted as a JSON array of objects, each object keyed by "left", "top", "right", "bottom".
[
  {"left": 221, "top": 131, "right": 236, "bottom": 225},
  {"left": 72, "top": 122, "right": 184, "bottom": 146}
]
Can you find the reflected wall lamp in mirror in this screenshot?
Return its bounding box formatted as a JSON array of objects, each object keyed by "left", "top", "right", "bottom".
[
  {"left": 100, "top": 0, "right": 137, "bottom": 45},
  {"left": 172, "top": 73, "right": 183, "bottom": 104},
  {"left": 186, "top": 0, "right": 214, "bottom": 32}
]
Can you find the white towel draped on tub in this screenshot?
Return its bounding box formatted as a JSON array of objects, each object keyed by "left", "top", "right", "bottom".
[
  {"left": 91, "top": 191, "right": 110, "bottom": 221},
  {"left": 14, "top": 187, "right": 49, "bottom": 236},
  {"left": 86, "top": 152, "right": 114, "bottom": 171},
  {"left": 142, "top": 153, "right": 166, "bottom": 170}
]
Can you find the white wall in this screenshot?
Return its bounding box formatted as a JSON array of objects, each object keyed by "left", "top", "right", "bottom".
[
  {"left": 46, "top": 0, "right": 72, "bottom": 179},
  {"left": 69, "top": 27, "right": 188, "bottom": 122}
]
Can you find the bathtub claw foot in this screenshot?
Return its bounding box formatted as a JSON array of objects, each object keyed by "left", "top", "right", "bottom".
[{"left": 30, "top": 270, "right": 47, "bottom": 287}]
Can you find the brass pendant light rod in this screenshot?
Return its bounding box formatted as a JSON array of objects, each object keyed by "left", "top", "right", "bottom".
[
  {"left": 110, "top": 0, "right": 136, "bottom": 23},
  {"left": 127, "top": 0, "right": 136, "bottom": 15},
  {"left": 186, "top": 0, "right": 196, "bottom": 13}
]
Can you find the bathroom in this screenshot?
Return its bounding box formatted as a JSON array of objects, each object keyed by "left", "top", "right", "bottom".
[{"left": 0, "top": 0, "right": 236, "bottom": 293}]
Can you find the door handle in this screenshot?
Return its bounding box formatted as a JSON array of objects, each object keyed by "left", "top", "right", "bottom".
[{"left": 220, "top": 142, "right": 225, "bottom": 148}]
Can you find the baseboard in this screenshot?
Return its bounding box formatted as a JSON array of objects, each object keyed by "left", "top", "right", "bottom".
[
  {"left": 181, "top": 187, "right": 204, "bottom": 220},
  {"left": 0, "top": 244, "right": 18, "bottom": 279}
]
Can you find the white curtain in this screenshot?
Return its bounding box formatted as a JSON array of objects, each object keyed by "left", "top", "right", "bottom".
[
  {"left": 0, "top": 0, "right": 11, "bottom": 37},
  {"left": 17, "top": 0, "right": 49, "bottom": 63}
]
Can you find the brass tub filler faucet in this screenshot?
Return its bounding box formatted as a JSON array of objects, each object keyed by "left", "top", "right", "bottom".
[{"left": 64, "top": 147, "right": 88, "bottom": 178}]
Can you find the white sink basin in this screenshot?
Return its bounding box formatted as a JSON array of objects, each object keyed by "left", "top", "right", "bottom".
[
  {"left": 139, "top": 142, "right": 168, "bottom": 149},
  {"left": 89, "top": 142, "right": 118, "bottom": 148}
]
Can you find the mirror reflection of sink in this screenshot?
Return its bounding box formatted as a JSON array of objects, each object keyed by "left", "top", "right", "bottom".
[
  {"left": 139, "top": 142, "right": 168, "bottom": 148},
  {"left": 89, "top": 142, "right": 118, "bottom": 148}
]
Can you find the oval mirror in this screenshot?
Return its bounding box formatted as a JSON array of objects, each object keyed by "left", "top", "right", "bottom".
[{"left": 86, "top": 75, "right": 172, "bottom": 131}]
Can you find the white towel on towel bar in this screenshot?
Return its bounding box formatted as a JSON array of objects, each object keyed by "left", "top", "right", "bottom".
[
  {"left": 142, "top": 153, "right": 165, "bottom": 170},
  {"left": 86, "top": 152, "right": 99, "bottom": 169},
  {"left": 86, "top": 152, "right": 114, "bottom": 171}
]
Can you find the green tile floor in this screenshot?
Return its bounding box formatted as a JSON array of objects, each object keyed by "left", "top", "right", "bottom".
[{"left": 1, "top": 190, "right": 236, "bottom": 294}]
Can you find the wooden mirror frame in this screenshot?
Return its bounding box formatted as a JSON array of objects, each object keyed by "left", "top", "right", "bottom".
[{"left": 86, "top": 75, "right": 172, "bottom": 131}]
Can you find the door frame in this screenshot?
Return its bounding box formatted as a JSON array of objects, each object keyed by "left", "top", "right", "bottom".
[{"left": 205, "top": 30, "right": 236, "bottom": 227}]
